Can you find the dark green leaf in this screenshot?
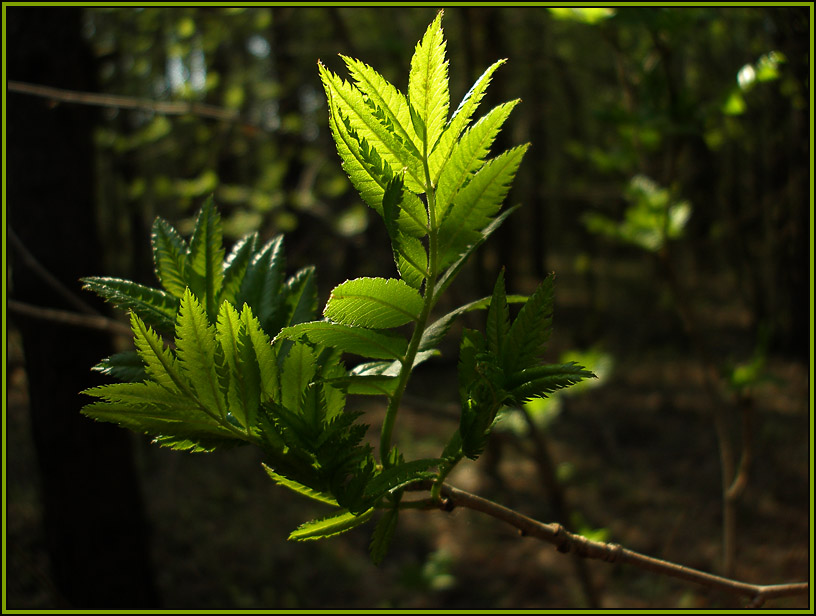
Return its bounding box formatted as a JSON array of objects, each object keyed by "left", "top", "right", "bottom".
[{"left": 81, "top": 277, "right": 178, "bottom": 333}]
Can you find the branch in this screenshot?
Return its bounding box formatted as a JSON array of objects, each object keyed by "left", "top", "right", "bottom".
[
  {"left": 8, "top": 300, "right": 133, "bottom": 337},
  {"left": 7, "top": 80, "right": 262, "bottom": 130},
  {"left": 407, "top": 483, "right": 808, "bottom": 608}
]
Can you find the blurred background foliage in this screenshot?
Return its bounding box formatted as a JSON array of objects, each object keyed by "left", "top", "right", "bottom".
[
  {"left": 6, "top": 5, "right": 810, "bottom": 610},
  {"left": 81, "top": 5, "right": 808, "bottom": 356}
]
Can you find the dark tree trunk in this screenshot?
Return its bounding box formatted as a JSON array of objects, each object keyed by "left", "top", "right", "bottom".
[{"left": 7, "top": 7, "right": 159, "bottom": 608}]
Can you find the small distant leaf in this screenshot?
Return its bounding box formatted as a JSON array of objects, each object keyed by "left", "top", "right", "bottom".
[
  {"left": 278, "top": 322, "right": 408, "bottom": 361},
  {"left": 325, "top": 277, "right": 423, "bottom": 329},
  {"left": 289, "top": 508, "right": 375, "bottom": 541}
]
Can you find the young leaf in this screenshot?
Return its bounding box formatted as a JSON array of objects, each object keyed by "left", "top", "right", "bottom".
[
  {"left": 281, "top": 341, "right": 316, "bottom": 414},
  {"left": 151, "top": 217, "right": 189, "bottom": 298},
  {"left": 81, "top": 277, "right": 178, "bottom": 333},
  {"left": 408, "top": 10, "right": 449, "bottom": 153},
  {"left": 324, "top": 277, "right": 423, "bottom": 329},
  {"left": 130, "top": 311, "right": 187, "bottom": 394},
  {"left": 282, "top": 266, "right": 318, "bottom": 328},
  {"left": 185, "top": 197, "right": 226, "bottom": 321},
  {"left": 175, "top": 289, "right": 226, "bottom": 419},
  {"left": 288, "top": 508, "right": 374, "bottom": 542},
  {"left": 506, "top": 362, "right": 596, "bottom": 403},
  {"left": 435, "top": 100, "right": 520, "bottom": 220},
  {"left": 278, "top": 322, "right": 408, "bottom": 361},
  {"left": 435, "top": 205, "right": 519, "bottom": 297},
  {"left": 237, "top": 235, "right": 285, "bottom": 332},
  {"left": 363, "top": 458, "right": 441, "bottom": 503},
  {"left": 216, "top": 301, "right": 261, "bottom": 431},
  {"left": 340, "top": 54, "right": 420, "bottom": 154},
  {"left": 241, "top": 304, "right": 280, "bottom": 404},
  {"left": 438, "top": 144, "right": 530, "bottom": 267},
  {"left": 485, "top": 270, "right": 510, "bottom": 358},
  {"left": 218, "top": 232, "right": 258, "bottom": 307},
  {"left": 502, "top": 274, "right": 554, "bottom": 374},
  {"left": 262, "top": 463, "right": 339, "bottom": 506},
  {"left": 319, "top": 64, "right": 425, "bottom": 192},
  {"left": 430, "top": 58, "right": 507, "bottom": 179},
  {"left": 369, "top": 508, "right": 399, "bottom": 565}
]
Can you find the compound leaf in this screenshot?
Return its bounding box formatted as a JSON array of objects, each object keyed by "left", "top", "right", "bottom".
[{"left": 278, "top": 322, "right": 408, "bottom": 361}]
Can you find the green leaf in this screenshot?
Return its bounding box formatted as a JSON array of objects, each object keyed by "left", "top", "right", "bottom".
[
  {"left": 408, "top": 10, "right": 449, "bottom": 153},
  {"left": 81, "top": 277, "right": 178, "bottom": 333},
  {"left": 282, "top": 266, "right": 318, "bottom": 328},
  {"left": 237, "top": 235, "right": 285, "bottom": 332},
  {"left": 218, "top": 232, "right": 258, "bottom": 307},
  {"left": 241, "top": 304, "right": 280, "bottom": 404},
  {"left": 324, "top": 277, "right": 423, "bottom": 329},
  {"left": 216, "top": 301, "right": 260, "bottom": 431},
  {"left": 175, "top": 289, "right": 226, "bottom": 418},
  {"left": 439, "top": 144, "right": 529, "bottom": 267},
  {"left": 435, "top": 205, "right": 519, "bottom": 298},
  {"left": 319, "top": 63, "right": 425, "bottom": 192},
  {"left": 278, "top": 322, "right": 408, "bottom": 361},
  {"left": 340, "top": 54, "right": 420, "bottom": 155},
  {"left": 503, "top": 275, "right": 554, "bottom": 374},
  {"left": 150, "top": 217, "right": 188, "bottom": 298},
  {"left": 420, "top": 292, "right": 527, "bottom": 352},
  {"left": 363, "top": 458, "right": 441, "bottom": 503},
  {"left": 326, "top": 374, "right": 399, "bottom": 397},
  {"left": 185, "top": 197, "right": 226, "bottom": 321},
  {"left": 382, "top": 176, "right": 429, "bottom": 289},
  {"left": 130, "top": 311, "right": 187, "bottom": 394},
  {"left": 263, "top": 463, "right": 339, "bottom": 506},
  {"left": 435, "top": 100, "right": 520, "bottom": 220},
  {"left": 430, "top": 59, "right": 506, "bottom": 180},
  {"left": 507, "top": 362, "right": 596, "bottom": 403},
  {"left": 92, "top": 350, "right": 147, "bottom": 382},
  {"left": 288, "top": 508, "right": 374, "bottom": 541},
  {"left": 281, "top": 341, "right": 316, "bottom": 413},
  {"left": 369, "top": 508, "right": 399, "bottom": 565},
  {"left": 485, "top": 270, "right": 510, "bottom": 358}
]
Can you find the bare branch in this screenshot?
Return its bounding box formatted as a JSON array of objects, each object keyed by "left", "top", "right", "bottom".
[
  {"left": 427, "top": 483, "right": 808, "bottom": 607},
  {"left": 8, "top": 300, "right": 133, "bottom": 337},
  {"left": 7, "top": 80, "right": 244, "bottom": 125}
]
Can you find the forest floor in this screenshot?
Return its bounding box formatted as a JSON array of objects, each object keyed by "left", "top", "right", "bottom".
[{"left": 5, "top": 255, "right": 811, "bottom": 610}]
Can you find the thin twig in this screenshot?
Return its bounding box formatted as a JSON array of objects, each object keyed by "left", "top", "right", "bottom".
[
  {"left": 8, "top": 227, "right": 101, "bottom": 316},
  {"left": 8, "top": 300, "right": 133, "bottom": 337},
  {"left": 7, "top": 80, "right": 243, "bottom": 125},
  {"left": 428, "top": 483, "right": 808, "bottom": 607}
]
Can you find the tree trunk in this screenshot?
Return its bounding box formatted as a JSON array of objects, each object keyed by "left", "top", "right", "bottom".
[{"left": 7, "top": 7, "right": 159, "bottom": 608}]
